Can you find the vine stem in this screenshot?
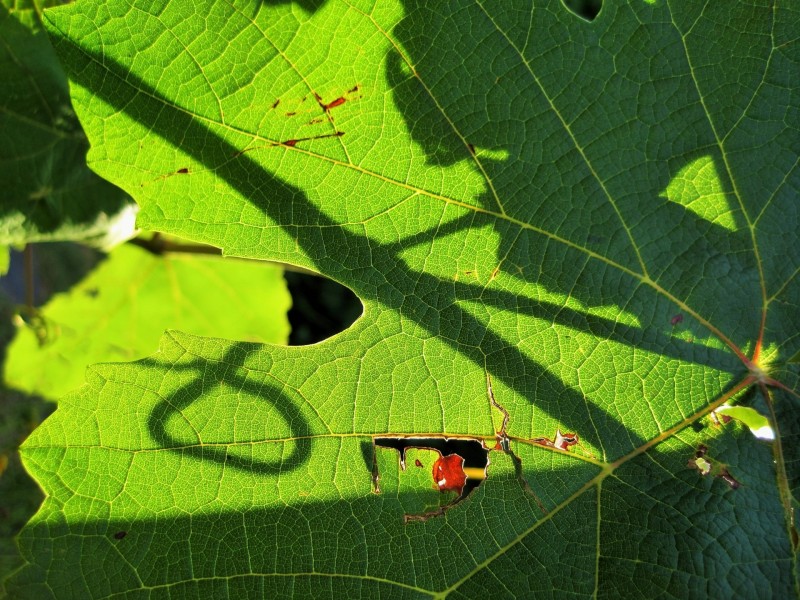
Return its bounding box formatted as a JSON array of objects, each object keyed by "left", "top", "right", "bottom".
[
  {"left": 23, "top": 244, "right": 34, "bottom": 311},
  {"left": 127, "top": 235, "right": 318, "bottom": 275},
  {"left": 760, "top": 382, "right": 798, "bottom": 555}
]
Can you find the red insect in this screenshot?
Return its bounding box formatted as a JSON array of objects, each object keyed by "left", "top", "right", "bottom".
[{"left": 432, "top": 454, "right": 467, "bottom": 494}]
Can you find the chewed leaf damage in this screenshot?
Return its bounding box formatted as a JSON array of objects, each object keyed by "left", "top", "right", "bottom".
[
  {"left": 373, "top": 436, "right": 489, "bottom": 521},
  {"left": 371, "top": 375, "right": 587, "bottom": 521},
  {"left": 687, "top": 444, "right": 741, "bottom": 490}
]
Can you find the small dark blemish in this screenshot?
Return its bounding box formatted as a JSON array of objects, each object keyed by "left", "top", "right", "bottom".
[
  {"left": 414, "top": 459, "right": 423, "bottom": 468},
  {"left": 671, "top": 314, "right": 683, "bottom": 326},
  {"left": 285, "top": 112, "right": 297, "bottom": 117},
  {"left": 113, "top": 531, "right": 127, "bottom": 540},
  {"left": 84, "top": 288, "right": 99, "bottom": 298},
  {"left": 176, "top": 168, "right": 189, "bottom": 174},
  {"left": 271, "top": 99, "right": 280, "bottom": 109},
  {"left": 718, "top": 468, "right": 741, "bottom": 490}
]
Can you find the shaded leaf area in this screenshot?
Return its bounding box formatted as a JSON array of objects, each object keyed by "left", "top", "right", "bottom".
[
  {"left": 0, "top": 0, "right": 134, "bottom": 247},
  {"left": 4, "top": 241, "right": 291, "bottom": 400},
  {"left": 6, "top": 337, "right": 788, "bottom": 599},
  {"left": 8, "top": 0, "right": 799, "bottom": 597},
  {"left": 0, "top": 388, "right": 51, "bottom": 582}
]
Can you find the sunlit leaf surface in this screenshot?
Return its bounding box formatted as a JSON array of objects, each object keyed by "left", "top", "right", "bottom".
[
  {"left": 4, "top": 242, "right": 290, "bottom": 400},
  {"left": 6, "top": 0, "right": 799, "bottom": 597}
]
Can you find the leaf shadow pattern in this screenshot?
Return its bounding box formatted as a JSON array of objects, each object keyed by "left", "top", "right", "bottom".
[
  {"left": 53, "top": 42, "right": 652, "bottom": 460},
  {"left": 7, "top": 426, "right": 790, "bottom": 598},
  {"left": 144, "top": 342, "right": 313, "bottom": 475},
  {"left": 385, "top": 0, "right": 759, "bottom": 346},
  {"left": 380, "top": 0, "right": 763, "bottom": 450},
  {"left": 9, "top": 2, "right": 793, "bottom": 596},
  {"left": 44, "top": 2, "right": 750, "bottom": 467}
]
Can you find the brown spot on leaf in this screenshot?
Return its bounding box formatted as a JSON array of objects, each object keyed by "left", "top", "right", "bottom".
[
  {"left": 414, "top": 459, "right": 423, "bottom": 468},
  {"left": 113, "top": 531, "right": 127, "bottom": 540},
  {"left": 670, "top": 314, "right": 683, "bottom": 326},
  {"left": 687, "top": 446, "right": 740, "bottom": 489},
  {"left": 710, "top": 411, "right": 732, "bottom": 427},
  {"left": 696, "top": 444, "right": 708, "bottom": 458},
  {"left": 532, "top": 430, "right": 579, "bottom": 451},
  {"left": 718, "top": 468, "right": 741, "bottom": 490},
  {"left": 271, "top": 99, "right": 280, "bottom": 109},
  {"left": 323, "top": 97, "right": 346, "bottom": 110}
]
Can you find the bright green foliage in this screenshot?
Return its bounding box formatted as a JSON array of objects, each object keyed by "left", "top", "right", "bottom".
[
  {"left": 4, "top": 242, "right": 290, "bottom": 400},
  {"left": 5, "top": 0, "right": 800, "bottom": 597},
  {"left": 0, "top": 0, "right": 134, "bottom": 247},
  {"left": 0, "top": 247, "right": 8, "bottom": 276}
]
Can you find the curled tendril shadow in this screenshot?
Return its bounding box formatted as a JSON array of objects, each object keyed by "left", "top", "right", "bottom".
[{"left": 145, "top": 344, "right": 312, "bottom": 475}]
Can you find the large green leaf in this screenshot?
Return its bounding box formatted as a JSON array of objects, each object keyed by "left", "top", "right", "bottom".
[
  {"left": 0, "top": 0, "right": 134, "bottom": 247},
  {"left": 4, "top": 241, "right": 291, "bottom": 400},
  {"left": 6, "top": 0, "right": 799, "bottom": 597}
]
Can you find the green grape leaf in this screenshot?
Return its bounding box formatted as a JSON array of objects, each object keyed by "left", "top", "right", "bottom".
[
  {"left": 4, "top": 241, "right": 291, "bottom": 401},
  {"left": 7, "top": 0, "right": 800, "bottom": 597},
  {"left": 0, "top": 0, "right": 134, "bottom": 247}
]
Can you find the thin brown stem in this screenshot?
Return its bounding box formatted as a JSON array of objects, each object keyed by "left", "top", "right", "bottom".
[
  {"left": 23, "top": 244, "right": 34, "bottom": 310},
  {"left": 127, "top": 236, "right": 318, "bottom": 275}
]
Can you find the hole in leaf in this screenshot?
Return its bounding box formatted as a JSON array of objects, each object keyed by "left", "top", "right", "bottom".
[
  {"left": 687, "top": 444, "right": 741, "bottom": 490},
  {"left": 531, "top": 430, "right": 580, "bottom": 451},
  {"left": 373, "top": 436, "right": 490, "bottom": 521},
  {"left": 561, "top": 0, "right": 601, "bottom": 21},
  {"left": 284, "top": 271, "right": 362, "bottom": 345},
  {"left": 712, "top": 404, "right": 775, "bottom": 441}
]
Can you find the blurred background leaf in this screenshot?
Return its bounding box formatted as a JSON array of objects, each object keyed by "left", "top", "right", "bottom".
[
  {"left": 0, "top": 0, "right": 136, "bottom": 248},
  {"left": 4, "top": 237, "right": 291, "bottom": 401}
]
